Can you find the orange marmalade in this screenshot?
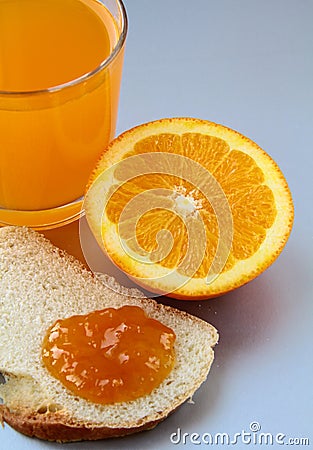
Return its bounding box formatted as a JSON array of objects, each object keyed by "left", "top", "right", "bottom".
[{"left": 42, "top": 305, "right": 176, "bottom": 404}]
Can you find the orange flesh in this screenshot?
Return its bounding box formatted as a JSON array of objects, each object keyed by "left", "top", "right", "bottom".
[
  {"left": 42, "top": 306, "right": 176, "bottom": 404},
  {"left": 106, "top": 133, "right": 277, "bottom": 277}
]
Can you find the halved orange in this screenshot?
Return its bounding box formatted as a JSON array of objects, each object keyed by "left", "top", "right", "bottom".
[{"left": 84, "top": 118, "right": 294, "bottom": 299}]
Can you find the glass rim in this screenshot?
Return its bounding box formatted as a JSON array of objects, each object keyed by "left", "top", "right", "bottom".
[{"left": 0, "top": 0, "right": 128, "bottom": 97}]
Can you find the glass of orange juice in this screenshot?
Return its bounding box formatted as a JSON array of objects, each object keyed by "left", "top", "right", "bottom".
[{"left": 0, "top": 0, "right": 127, "bottom": 229}]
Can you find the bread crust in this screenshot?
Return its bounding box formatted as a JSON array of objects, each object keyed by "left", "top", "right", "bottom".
[
  {"left": 0, "top": 405, "right": 161, "bottom": 442},
  {"left": 0, "top": 226, "right": 218, "bottom": 442}
]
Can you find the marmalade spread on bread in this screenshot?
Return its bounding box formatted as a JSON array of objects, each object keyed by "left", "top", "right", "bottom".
[{"left": 42, "top": 305, "right": 176, "bottom": 404}]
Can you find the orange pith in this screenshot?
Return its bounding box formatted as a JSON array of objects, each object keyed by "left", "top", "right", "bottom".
[{"left": 85, "top": 118, "right": 294, "bottom": 299}]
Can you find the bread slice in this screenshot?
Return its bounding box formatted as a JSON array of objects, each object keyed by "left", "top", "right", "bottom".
[{"left": 0, "top": 226, "right": 218, "bottom": 442}]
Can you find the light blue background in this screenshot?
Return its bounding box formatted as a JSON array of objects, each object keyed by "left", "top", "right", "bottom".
[{"left": 2, "top": 0, "right": 312, "bottom": 449}]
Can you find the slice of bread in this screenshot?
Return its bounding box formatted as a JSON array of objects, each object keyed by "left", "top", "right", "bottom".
[{"left": 0, "top": 226, "right": 218, "bottom": 442}]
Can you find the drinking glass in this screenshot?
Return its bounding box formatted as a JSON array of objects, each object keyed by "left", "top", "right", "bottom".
[{"left": 0, "top": 0, "right": 127, "bottom": 229}]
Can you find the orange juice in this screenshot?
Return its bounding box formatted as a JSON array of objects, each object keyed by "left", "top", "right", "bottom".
[{"left": 0, "top": 0, "right": 127, "bottom": 228}]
